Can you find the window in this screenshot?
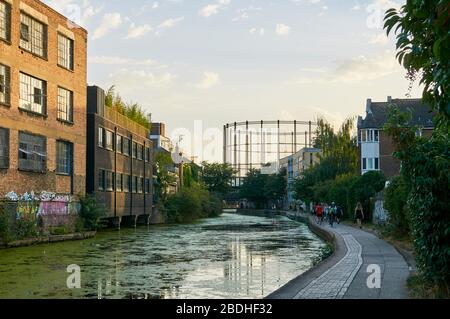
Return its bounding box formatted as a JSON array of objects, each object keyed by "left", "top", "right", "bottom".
[
  {"left": 57, "top": 87, "right": 73, "bottom": 122},
  {"left": 138, "top": 177, "right": 144, "bottom": 194},
  {"left": 415, "top": 130, "right": 423, "bottom": 137},
  {"left": 57, "top": 33, "right": 73, "bottom": 70},
  {"left": 19, "top": 73, "right": 46, "bottom": 114},
  {"left": 0, "top": 63, "right": 10, "bottom": 105},
  {"left": 362, "top": 158, "right": 367, "bottom": 170},
  {"left": 367, "top": 158, "right": 374, "bottom": 170},
  {"left": 145, "top": 147, "right": 150, "bottom": 162},
  {"left": 137, "top": 144, "right": 143, "bottom": 160},
  {"left": 132, "top": 142, "right": 137, "bottom": 158},
  {"left": 105, "top": 130, "right": 114, "bottom": 151},
  {"left": 374, "top": 158, "right": 379, "bottom": 170},
  {"left": 18, "top": 132, "right": 46, "bottom": 173},
  {"left": 145, "top": 179, "right": 151, "bottom": 194},
  {"left": 132, "top": 176, "right": 138, "bottom": 193},
  {"left": 98, "top": 127, "right": 104, "bottom": 148},
  {"left": 98, "top": 169, "right": 105, "bottom": 191},
  {"left": 374, "top": 130, "right": 379, "bottom": 142},
  {"left": 20, "top": 13, "right": 47, "bottom": 58},
  {"left": 123, "top": 138, "right": 130, "bottom": 156},
  {"left": 123, "top": 174, "right": 130, "bottom": 192},
  {"left": 106, "top": 171, "right": 114, "bottom": 191},
  {"left": 116, "top": 135, "right": 122, "bottom": 154},
  {"left": 56, "top": 141, "right": 73, "bottom": 175},
  {"left": 116, "top": 173, "right": 123, "bottom": 192},
  {"left": 361, "top": 130, "right": 367, "bottom": 142},
  {"left": 0, "top": 0, "right": 11, "bottom": 42},
  {"left": 0, "top": 127, "right": 8, "bottom": 168}
]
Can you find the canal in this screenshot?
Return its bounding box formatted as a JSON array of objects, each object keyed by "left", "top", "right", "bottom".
[{"left": 0, "top": 213, "right": 326, "bottom": 299}]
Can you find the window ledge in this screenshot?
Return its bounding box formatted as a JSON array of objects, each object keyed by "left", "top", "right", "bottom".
[
  {"left": 56, "top": 172, "right": 71, "bottom": 176},
  {"left": 57, "top": 118, "right": 74, "bottom": 125},
  {"left": 18, "top": 168, "right": 46, "bottom": 174},
  {"left": 57, "top": 64, "right": 74, "bottom": 73},
  {"left": 18, "top": 107, "right": 48, "bottom": 118},
  {"left": 0, "top": 101, "right": 11, "bottom": 108},
  {"left": 0, "top": 37, "right": 11, "bottom": 45},
  {"left": 19, "top": 46, "right": 48, "bottom": 61}
]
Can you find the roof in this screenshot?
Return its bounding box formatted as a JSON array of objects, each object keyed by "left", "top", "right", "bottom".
[{"left": 358, "top": 98, "right": 436, "bottom": 129}]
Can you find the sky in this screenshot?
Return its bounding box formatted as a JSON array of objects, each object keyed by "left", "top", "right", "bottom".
[{"left": 43, "top": 0, "right": 421, "bottom": 162}]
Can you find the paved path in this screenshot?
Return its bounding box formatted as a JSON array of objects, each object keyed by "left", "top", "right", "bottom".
[{"left": 268, "top": 214, "right": 410, "bottom": 299}]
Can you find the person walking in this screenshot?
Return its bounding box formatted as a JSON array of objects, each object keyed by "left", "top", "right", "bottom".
[
  {"left": 354, "top": 202, "right": 364, "bottom": 229},
  {"left": 329, "top": 202, "right": 336, "bottom": 227},
  {"left": 335, "top": 205, "right": 343, "bottom": 224},
  {"left": 315, "top": 203, "right": 323, "bottom": 225}
]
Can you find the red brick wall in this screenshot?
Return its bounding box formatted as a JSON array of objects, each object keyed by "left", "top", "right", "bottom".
[{"left": 0, "top": 0, "right": 87, "bottom": 196}]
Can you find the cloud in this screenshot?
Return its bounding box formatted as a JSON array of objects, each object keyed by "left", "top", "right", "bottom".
[
  {"left": 92, "top": 12, "right": 122, "bottom": 40},
  {"left": 126, "top": 23, "right": 153, "bottom": 39},
  {"left": 109, "top": 69, "right": 176, "bottom": 89},
  {"left": 249, "top": 27, "right": 265, "bottom": 36},
  {"left": 288, "top": 51, "right": 400, "bottom": 84},
  {"left": 199, "top": 0, "right": 230, "bottom": 17},
  {"left": 196, "top": 72, "right": 220, "bottom": 89},
  {"left": 158, "top": 17, "right": 184, "bottom": 29},
  {"left": 232, "top": 5, "right": 262, "bottom": 21},
  {"left": 43, "top": 0, "right": 103, "bottom": 28},
  {"left": 368, "top": 33, "right": 389, "bottom": 45},
  {"left": 89, "top": 56, "right": 158, "bottom": 66},
  {"left": 276, "top": 24, "right": 290, "bottom": 36}
]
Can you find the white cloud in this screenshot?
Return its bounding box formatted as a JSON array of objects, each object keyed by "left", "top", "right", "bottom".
[
  {"left": 152, "top": 2, "right": 159, "bottom": 9},
  {"left": 196, "top": 72, "right": 220, "bottom": 89},
  {"left": 276, "top": 24, "right": 290, "bottom": 36},
  {"left": 289, "top": 51, "right": 400, "bottom": 84},
  {"left": 110, "top": 69, "right": 176, "bottom": 89},
  {"left": 232, "top": 5, "right": 262, "bottom": 21},
  {"left": 249, "top": 27, "right": 257, "bottom": 34},
  {"left": 92, "top": 12, "right": 122, "bottom": 40},
  {"left": 126, "top": 23, "right": 153, "bottom": 39},
  {"left": 89, "top": 56, "right": 158, "bottom": 66},
  {"left": 249, "top": 27, "right": 265, "bottom": 37},
  {"left": 232, "top": 13, "right": 248, "bottom": 22},
  {"left": 199, "top": 0, "right": 230, "bottom": 17},
  {"left": 368, "top": 33, "right": 389, "bottom": 45},
  {"left": 43, "top": 0, "right": 103, "bottom": 28},
  {"left": 158, "top": 17, "right": 184, "bottom": 29}
]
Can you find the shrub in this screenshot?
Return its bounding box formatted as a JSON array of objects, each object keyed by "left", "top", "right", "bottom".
[
  {"left": 79, "top": 195, "right": 107, "bottom": 231},
  {"left": 384, "top": 175, "right": 410, "bottom": 236},
  {"left": 0, "top": 202, "right": 15, "bottom": 243}
]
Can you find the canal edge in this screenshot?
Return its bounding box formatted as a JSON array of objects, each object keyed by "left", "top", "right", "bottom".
[{"left": 265, "top": 212, "right": 348, "bottom": 299}]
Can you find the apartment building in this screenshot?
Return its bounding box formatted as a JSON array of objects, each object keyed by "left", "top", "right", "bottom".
[
  {"left": 86, "top": 86, "right": 154, "bottom": 221},
  {"left": 279, "top": 147, "right": 321, "bottom": 208},
  {"left": 0, "top": 0, "right": 87, "bottom": 196},
  {"left": 357, "top": 97, "right": 435, "bottom": 178}
]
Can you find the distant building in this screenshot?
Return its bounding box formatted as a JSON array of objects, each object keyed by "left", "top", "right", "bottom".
[
  {"left": 86, "top": 86, "right": 153, "bottom": 223},
  {"left": 150, "top": 122, "right": 179, "bottom": 195},
  {"left": 0, "top": 0, "right": 87, "bottom": 196},
  {"left": 279, "top": 147, "right": 321, "bottom": 209},
  {"left": 357, "top": 96, "right": 435, "bottom": 178}
]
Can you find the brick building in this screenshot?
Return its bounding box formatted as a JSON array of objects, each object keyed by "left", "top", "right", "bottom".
[
  {"left": 0, "top": 0, "right": 87, "bottom": 196},
  {"left": 357, "top": 97, "right": 435, "bottom": 178},
  {"left": 86, "top": 86, "right": 154, "bottom": 224}
]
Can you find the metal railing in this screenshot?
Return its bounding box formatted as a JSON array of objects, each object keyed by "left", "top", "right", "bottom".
[{"left": 104, "top": 107, "right": 150, "bottom": 138}]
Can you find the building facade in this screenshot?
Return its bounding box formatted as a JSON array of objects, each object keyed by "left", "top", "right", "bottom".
[
  {"left": 0, "top": 0, "right": 87, "bottom": 196},
  {"left": 357, "top": 97, "right": 435, "bottom": 178},
  {"left": 86, "top": 86, "right": 153, "bottom": 221},
  {"left": 279, "top": 147, "right": 321, "bottom": 208}
]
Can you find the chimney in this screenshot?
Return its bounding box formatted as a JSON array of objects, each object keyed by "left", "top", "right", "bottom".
[
  {"left": 366, "top": 98, "right": 372, "bottom": 114},
  {"left": 387, "top": 96, "right": 392, "bottom": 103}
]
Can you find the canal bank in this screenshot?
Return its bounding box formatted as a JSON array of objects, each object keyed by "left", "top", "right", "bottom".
[{"left": 267, "top": 211, "right": 411, "bottom": 299}]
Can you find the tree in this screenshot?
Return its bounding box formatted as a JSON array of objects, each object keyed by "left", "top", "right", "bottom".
[
  {"left": 384, "top": 0, "right": 449, "bottom": 128},
  {"left": 264, "top": 167, "right": 287, "bottom": 204},
  {"left": 154, "top": 151, "right": 176, "bottom": 202},
  {"left": 200, "top": 162, "right": 235, "bottom": 196},
  {"left": 239, "top": 169, "right": 268, "bottom": 208}
]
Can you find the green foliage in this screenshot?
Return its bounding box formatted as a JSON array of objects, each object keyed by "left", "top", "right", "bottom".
[
  {"left": 349, "top": 171, "right": 386, "bottom": 220},
  {"left": 79, "top": 195, "right": 107, "bottom": 231},
  {"left": 15, "top": 218, "right": 38, "bottom": 239},
  {"left": 105, "top": 85, "right": 152, "bottom": 129},
  {"left": 49, "top": 225, "right": 71, "bottom": 236},
  {"left": 164, "top": 184, "right": 223, "bottom": 223},
  {"left": 183, "top": 163, "right": 200, "bottom": 188},
  {"left": 385, "top": 106, "right": 450, "bottom": 293},
  {"left": 384, "top": 175, "right": 411, "bottom": 236},
  {"left": 0, "top": 202, "right": 15, "bottom": 243},
  {"left": 384, "top": 0, "right": 449, "bottom": 128},
  {"left": 154, "top": 151, "right": 176, "bottom": 202},
  {"left": 200, "top": 162, "right": 236, "bottom": 196},
  {"left": 263, "top": 167, "right": 287, "bottom": 203}
]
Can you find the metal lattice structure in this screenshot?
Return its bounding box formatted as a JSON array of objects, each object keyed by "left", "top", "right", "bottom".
[{"left": 223, "top": 120, "right": 317, "bottom": 186}]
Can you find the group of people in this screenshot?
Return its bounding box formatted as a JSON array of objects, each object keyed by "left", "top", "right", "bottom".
[{"left": 312, "top": 202, "right": 365, "bottom": 229}]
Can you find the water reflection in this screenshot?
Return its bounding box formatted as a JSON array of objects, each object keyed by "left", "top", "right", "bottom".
[{"left": 0, "top": 213, "right": 325, "bottom": 299}]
